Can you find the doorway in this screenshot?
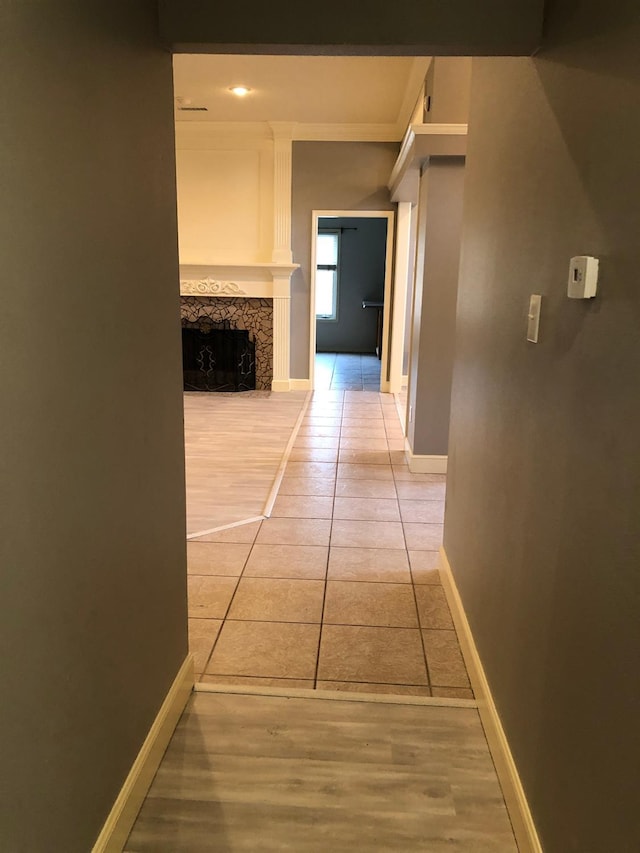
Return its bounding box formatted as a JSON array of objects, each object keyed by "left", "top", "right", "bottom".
[{"left": 308, "top": 210, "right": 395, "bottom": 392}]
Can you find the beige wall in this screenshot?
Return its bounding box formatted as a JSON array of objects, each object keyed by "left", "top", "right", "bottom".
[
  {"left": 291, "top": 142, "right": 398, "bottom": 378},
  {"left": 424, "top": 57, "right": 472, "bottom": 123},
  {"left": 159, "top": 0, "right": 545, "bottom": 55},
  {"left": 175, "top": 125, "right": 274, "bottom": 264},
  {"left": 446, "top": 3, "right": 640, "bottom": 850},
  {"left": 0, "top": 3, "right": 188, "bottom": 850}
]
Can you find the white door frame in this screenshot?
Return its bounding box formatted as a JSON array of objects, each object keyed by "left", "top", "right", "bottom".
[
  {"left": 388, "top": 201, "right": 412, "bottom": 393},
  {"left": 309, "top": 210, "right": 395, "bottom": 392}
]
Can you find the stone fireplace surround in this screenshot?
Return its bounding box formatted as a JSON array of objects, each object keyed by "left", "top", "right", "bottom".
[
  {"left": 179, "top": 263, "right": 297, "bottom": 392},
  {"left": 181, "top": 296, "right": 272, "bottom": 390}
]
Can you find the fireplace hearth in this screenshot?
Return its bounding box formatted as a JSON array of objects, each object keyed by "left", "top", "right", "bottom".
[{"left": 181, "top": 319, "right": 256, "bottom": 392}]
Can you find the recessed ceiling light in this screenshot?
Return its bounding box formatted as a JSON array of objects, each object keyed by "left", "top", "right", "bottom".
[{"left": 229, "top": 86, "right": 251, "bottom": 97}]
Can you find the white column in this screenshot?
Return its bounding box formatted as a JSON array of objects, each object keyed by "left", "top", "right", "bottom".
[
  {"left": 389, "top": 201, "right": 413, "bottom": 393},
  {"left": 269, "top": 122, "right": 294, "bottom": 265},
  {"left": 271, "top": 273, "right": 292, "bottom": 391}
]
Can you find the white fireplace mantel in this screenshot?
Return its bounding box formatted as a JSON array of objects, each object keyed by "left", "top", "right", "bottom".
[{"left": 179, "top": 262, "right": 299, "bottom": 392}]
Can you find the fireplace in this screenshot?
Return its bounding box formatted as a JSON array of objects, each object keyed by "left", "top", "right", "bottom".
[
  {"left": 179, "top": 265, "right": 297, "bottom": 392},
  {"left": 181, "top": 296, "right": 272, "bottom": 390},
  {"left": 181, "top": 318, "right": 256, "bottom": 392}
]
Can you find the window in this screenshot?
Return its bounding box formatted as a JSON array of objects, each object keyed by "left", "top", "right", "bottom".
[{"left": 315, "top": 230, "right": 339, "bottom": 320}]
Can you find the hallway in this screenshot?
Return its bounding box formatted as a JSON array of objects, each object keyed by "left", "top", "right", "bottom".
[{"left": 187, "top": 389, "right": 472, "bottom": 698}]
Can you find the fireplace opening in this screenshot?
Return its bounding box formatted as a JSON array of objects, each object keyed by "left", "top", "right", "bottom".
[{"left": 181, "top": 317, "right": 256, "bottom": 392}]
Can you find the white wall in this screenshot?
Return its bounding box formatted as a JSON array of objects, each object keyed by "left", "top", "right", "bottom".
[{"left": 175, "top": 125, "right": 274, "bottom": 265}]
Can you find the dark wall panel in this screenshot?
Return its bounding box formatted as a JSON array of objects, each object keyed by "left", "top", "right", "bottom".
[{"left": 159, "top": 0, "right": 544, "bottom": 55}]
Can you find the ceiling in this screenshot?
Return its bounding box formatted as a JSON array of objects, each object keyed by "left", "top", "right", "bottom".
[{"left": 173, "top": 55, "right": 430, "bottom": 132}]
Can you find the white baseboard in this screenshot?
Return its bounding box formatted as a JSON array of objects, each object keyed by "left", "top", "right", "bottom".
[
  {"left": 439, "top": 549, "right": 542, "bottom": 853},
  {"left": 401, "top": 373, "right": 408, "bottom": 388},
  {"left": 92, "top": 655, "right": 194, "bottom": 852},
  {"left": 271, "top": 379, "right": 291, "bottom": 392},
  {"left": 404, "top": 439, "right": 448, "bottom": 473},
  {"left": 289, "top": 378, "right": 312, "bottom": 391}
]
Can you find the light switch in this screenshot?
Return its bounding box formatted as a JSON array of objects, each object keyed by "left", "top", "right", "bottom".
[{"left": 527, "top": 294, "right": 542, "bottom": 343}]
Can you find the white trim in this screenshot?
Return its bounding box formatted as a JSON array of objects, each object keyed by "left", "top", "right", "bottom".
[
  {"left": 262, "top": 392, "right": 311, "bottom": 517},
  {"left": 401, "top": 373, "right": 408, "bottom": 387},
  {"left": 175, "top": 120, "right": 404, "bottom": 143},
  {"left": 179, "top": 263, "right": 298, "bottom": 298},
  {"left": 293, "top": 122, "right": 403, "bottom": 142},
  {"left": 309, "top": 210, "right": 395, "bottom": 393},
  {"left": 439, "top": 549, "right": 543, "bottom": 853},
  {"left": 187, "top": 516, "right": 265, "bottom": 541},
  {"left": 389, "top": 201, "right": 412, "bottom": 393},
  {"left": 91, "top": 655, "right": 194, "bottom": 853},
  {"left": 269, "top": 123, "right": 294, "bottom": 264},
  {"left": 393, "top": 393, "right": 408, "bottom": 437},
  {"left": 271, "top": 379, "right": 291, "bottom": 392},
  {"left": 195, "top": 681, "right": 476, "bottom": 710},
  {"left": 290, "top": 378, "right": 312, "bottom": 391},
  {"left": 389, "top": 122, "right": 468, "bottom": 203},
  {"left": 404, "top": 438, "right": 448, "bottom": 473}
]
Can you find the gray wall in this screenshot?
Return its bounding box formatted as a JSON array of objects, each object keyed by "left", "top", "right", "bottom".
[
  {"left": 446, "top": 3, "right": 640, "bottom": 850},
  {"left": 408, "top": 158, "right": 465, "bottom": 456},
  {"left": 159, "top": 0, "right": 545, "bottom": 55},
  {"left": 316, "top": 217, "right": 387, "bottom": 354},
  {"left": 291, "top": 142, "right": 398, "bottom": 378},
  {"left": 0, "top": 3, "right": 188, "bottom": 850}
]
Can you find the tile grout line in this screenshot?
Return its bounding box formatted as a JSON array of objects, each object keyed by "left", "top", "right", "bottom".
[
  {"left": 313, "top": 388, "right": 342, "bottom": 689},
  {"left": 198, "top": 523, "right": 262, "bottom": 680},
  {"left": 392, "top": 421, "right": 434, "bottom": 693}
]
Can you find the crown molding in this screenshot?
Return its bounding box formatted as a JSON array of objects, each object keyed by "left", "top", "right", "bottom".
[
  {"left": 293, "top": 122, "right": 403, "bottom": 142},
  {"left": 389, "top": 122, "right": 468, "bottom": 201},
  {"left": 175, "top": 120, "right": 405, "bottom": 145}
]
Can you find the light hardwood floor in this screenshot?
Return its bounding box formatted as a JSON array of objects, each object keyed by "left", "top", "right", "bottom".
[
  {"left": 184, "top": 390, "right": 308, "bottom": 537},
  {"left": 125, "top": 691, "right": 517, "bottom": 852}
]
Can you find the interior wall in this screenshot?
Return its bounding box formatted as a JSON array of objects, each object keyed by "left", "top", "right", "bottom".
[
  {"left": 316, "top": 217, "right": 387, "bottom": 354},
  {"left": 424, "top": 57, "right": 472, "bottom": 122},
  {"left": 0, "top": 3, "right": 188, "bottom": 850},
  {"left": 446, "top": 3, "right": 640, "bottom": 851},
  {"left": 407, "top": 157, "right": 465, "bottom": 456},
  {"left": 159, "top": 0, "right": 545, "bottom": 55},
  {"left": 175, "top": 125, "right": 274, "bottom": 264},
  {"left": 291, "top": 142, "right": 398, "bottom": 378}
]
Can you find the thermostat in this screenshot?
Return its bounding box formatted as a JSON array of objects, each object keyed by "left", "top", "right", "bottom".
[{"left": 568, "top": 256, "right": 599, "bottom": 299}]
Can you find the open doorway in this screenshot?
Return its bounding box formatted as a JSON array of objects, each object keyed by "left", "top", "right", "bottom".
[{"left": 309, "top": 210, "right": 395, "bottom": 392}]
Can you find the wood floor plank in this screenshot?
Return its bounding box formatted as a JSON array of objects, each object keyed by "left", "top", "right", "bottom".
[
  {"left": 184, "top": 391, "right": 307, "bottom": 536},
  {"left": 125, "top": 692, "right": 517, "bottom": 852}
]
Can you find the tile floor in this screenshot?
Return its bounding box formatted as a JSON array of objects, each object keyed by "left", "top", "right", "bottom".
[
  {"left": 188, "top": 388, "right": 473, "bottom": 699},
  {"left": 315, "top": 351, "right": 381, "bottom": 390}
]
